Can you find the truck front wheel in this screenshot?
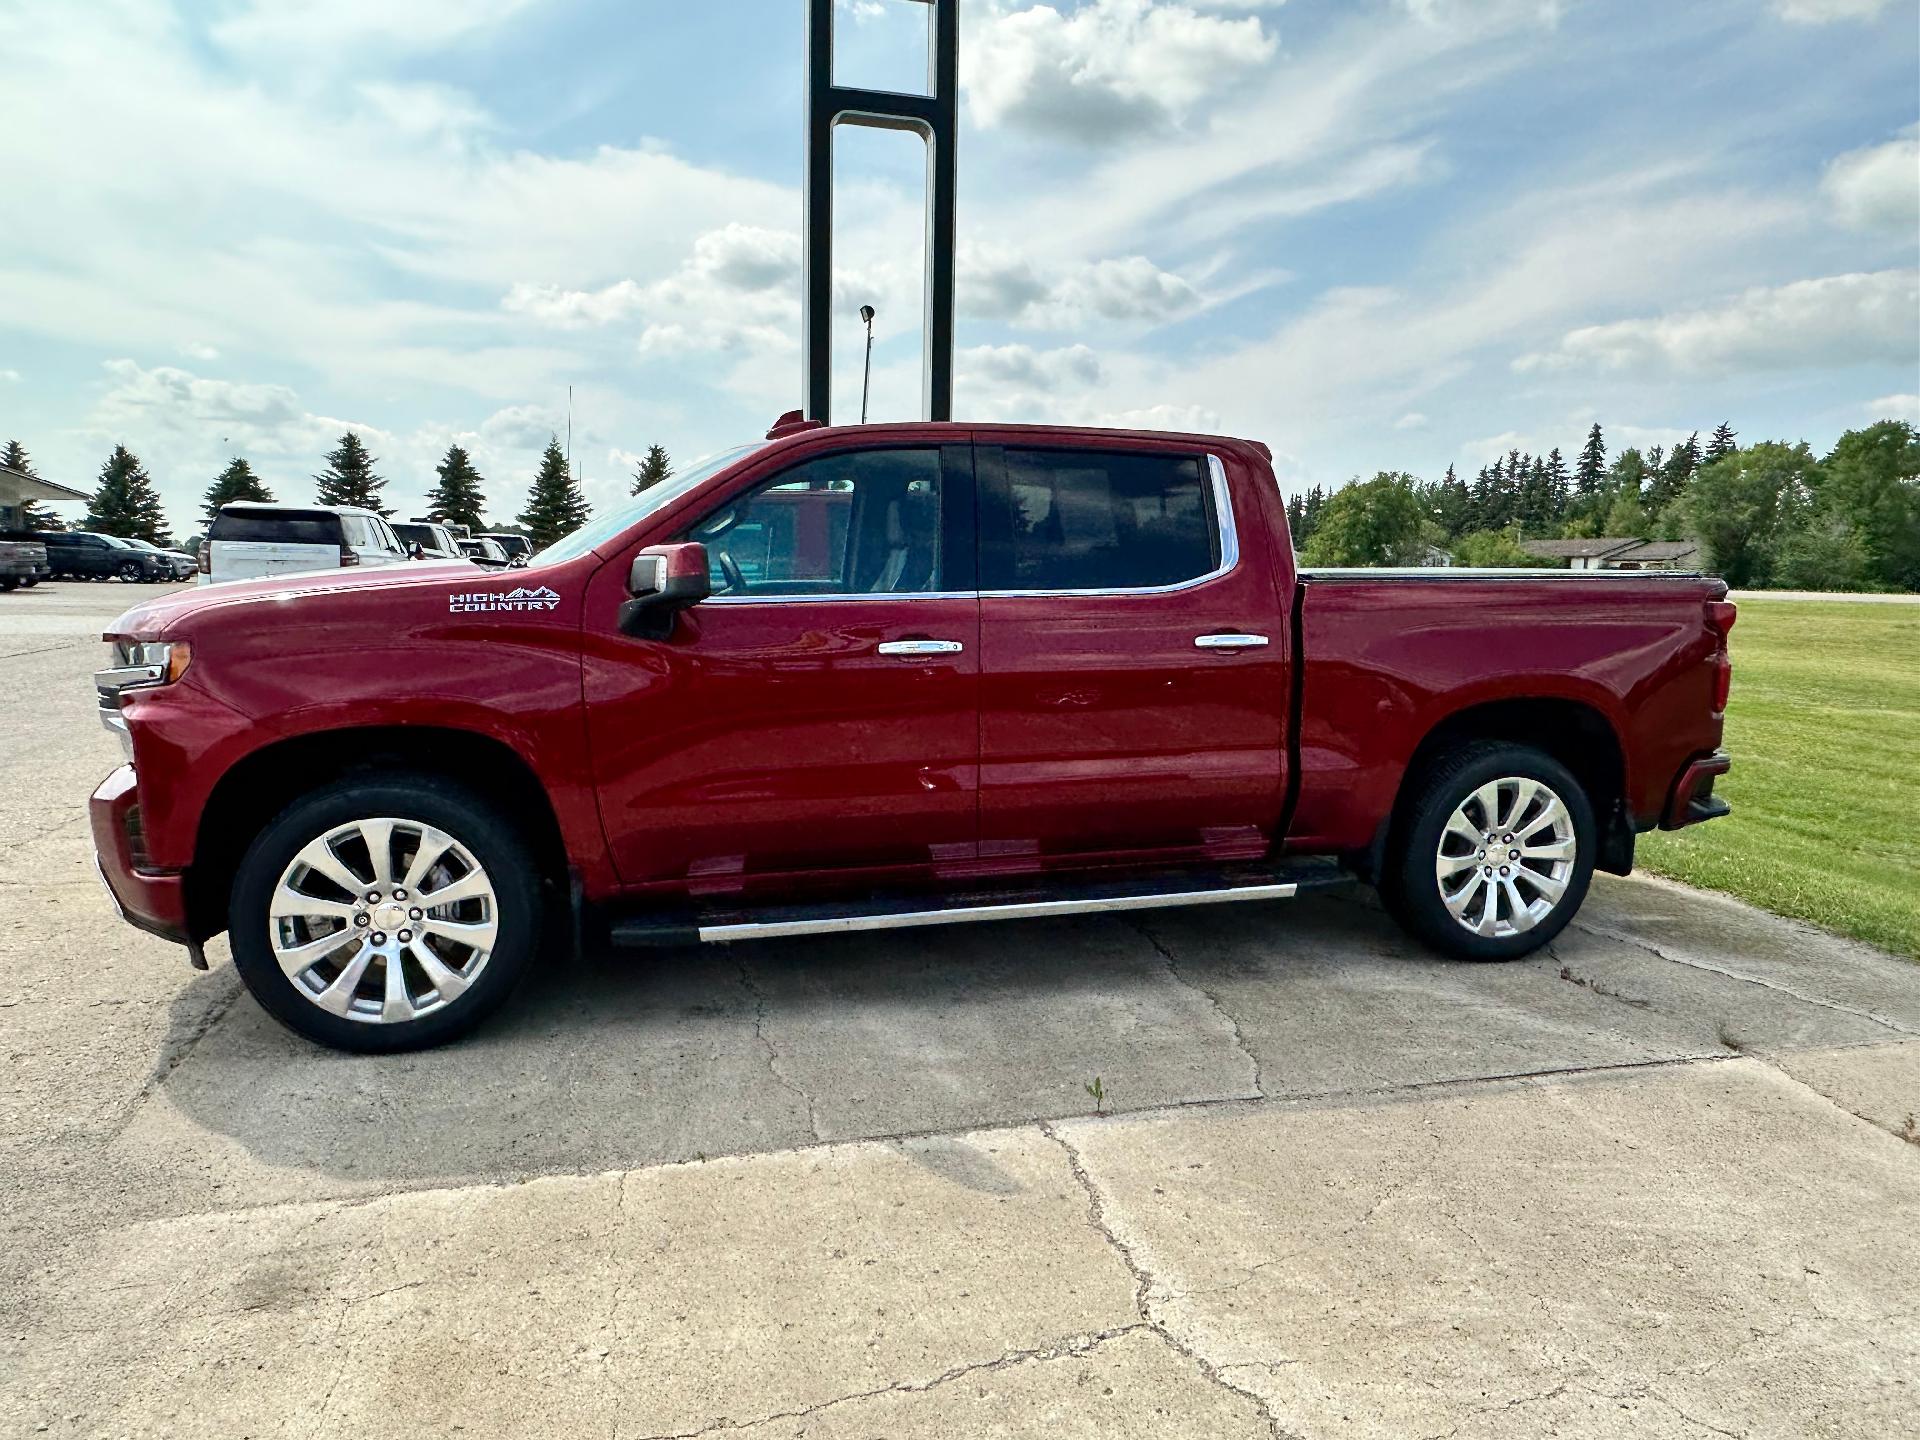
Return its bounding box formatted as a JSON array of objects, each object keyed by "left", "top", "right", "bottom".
[
  {"left": 1381, "top": 741, "right": 1595, "bottom": 961},
  {"left": 227, "top": 776, "right": 544, "bottom": 1052}
]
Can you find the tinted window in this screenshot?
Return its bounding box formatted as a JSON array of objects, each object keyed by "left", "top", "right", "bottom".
[
  {"left": 393, "top": 523, "right": 432, "bottom": 548},
  {"left": 210, "top": 510, "right": 343, "bottom": 546},
  {"left": 983, "top": 450, "right": 1216, "bottom": 592},
  {"left": 687, "top": 449, "right": 942, "bottom": 597}
]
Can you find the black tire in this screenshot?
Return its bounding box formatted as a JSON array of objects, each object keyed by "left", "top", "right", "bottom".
[
  {"left": 228, "top": 775, "right": 545, "bottom": 1052},
  {"left": 0, "top": 578, "right": 16, "bottom": 593},
  {"left": 116, "top": 560, "right": 142, "bottom": 582},
  {"left": 1379, "top": 740, "right": 1595, "bottom": 962}
]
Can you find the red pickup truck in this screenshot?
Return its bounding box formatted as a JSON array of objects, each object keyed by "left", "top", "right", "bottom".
[{"left": 92, "top": 418, "right": 1734, "bottom": 1052}]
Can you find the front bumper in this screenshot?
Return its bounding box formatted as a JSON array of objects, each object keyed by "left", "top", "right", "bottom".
[
  {"left": 90, "top": 764, "right": 191, "bottom": 945},
  {"left": 1662, "top": 749, "right": 1731, "bottom": 830}
]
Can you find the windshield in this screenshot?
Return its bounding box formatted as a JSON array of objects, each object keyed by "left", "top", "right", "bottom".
[{"left": 526, "top": 442, "right": 767, "bottom": 568}]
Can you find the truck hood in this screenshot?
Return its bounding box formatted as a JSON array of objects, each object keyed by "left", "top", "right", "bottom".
[{"left": 104, "top": 561, "right": 516, "bottom": 639}]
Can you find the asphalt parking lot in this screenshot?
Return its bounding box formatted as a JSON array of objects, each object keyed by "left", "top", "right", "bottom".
[{"left": 3, "top": 579, "right": 1917, "bottom": 1438}]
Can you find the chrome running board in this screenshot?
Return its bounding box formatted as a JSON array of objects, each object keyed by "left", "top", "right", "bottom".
[{"left": 606, "top": 860, "right": 1347, "bottom": 949}]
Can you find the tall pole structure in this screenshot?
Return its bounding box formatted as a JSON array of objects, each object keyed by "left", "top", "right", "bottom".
[
  {"left": 803, "top": 0, "right": 957, "bottom": 424},
  {"left": 859, "top": 304, "right": 875, "bottom": 424}
]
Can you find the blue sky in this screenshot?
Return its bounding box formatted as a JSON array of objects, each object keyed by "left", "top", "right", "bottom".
[{"left": 1, "top": 0, "right": 1915, "bottom": 533}]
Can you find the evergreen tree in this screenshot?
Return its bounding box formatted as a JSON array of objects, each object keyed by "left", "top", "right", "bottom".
[
  {"left": 1575, "top": 423, "right": 1607, "bottom": 496},
  {"left": 1525, "top": 456, "right": 1551, "bottom": 529},
  {"left": 1543, "top": 448, "right": 1570, "bottom": 522},
  {"left": 1645, "top": 444, "right": 1666, "bottom": 479},
  {"left": 85, "top": 445, "right": 169, "bottom": 543},
  {"left": 1430, "top": 463, "right": 1471, "bottom": 537},
  {"left": 1285, "top": 491, "right": 1305, "bottom": 539},
  {"left": 314, "top": 431, "right": 391, "bottom": 516},
  {"left": 1704, "top": 421, "right": 1738, "bottom": 465},
  {"left": 1651, "top": 432, "right": 1701, "bottom": 509},
  {"left": 425, "top": 444, "right": 489, "bottom": 533},
  {"left": 630, "top": 445, "right": 674, "bottom": 495},
  {"left": 201, "top": 457, "right": 273, "bottom": 526},
  {"left": 2, "top": 439, "right": 63, "bottom": 530},
  {"left": 518, "top": 436, "right": 592, "bottom": 548}
]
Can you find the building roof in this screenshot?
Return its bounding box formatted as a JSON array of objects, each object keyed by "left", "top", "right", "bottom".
[
  {"left": 1519, "top": 537, "right": 1645, "bottom": 559},
  {"left": 1618, "top": 540, "right": 1699, "bottom": 561},
  {"left": 0, "top": 464, "right": 88, "bottom": 505}
]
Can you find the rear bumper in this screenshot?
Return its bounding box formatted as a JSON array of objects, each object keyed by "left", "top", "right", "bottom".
[
  {"left": 90, "top": 765, "right": 191, "bottom": 945},
  {"left": 1662, "top": 749, "right": 1731, "bottom": 830}
]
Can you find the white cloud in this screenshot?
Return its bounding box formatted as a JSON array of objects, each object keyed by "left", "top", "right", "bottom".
[
  {"left": 964, "top": 248, "right": 1205, "bottom": 328},
  {"left": 1821, "top": 133, "right": 1920, "bottom": 236},
  {"left": 1515, "top": 270, "right": 1919, "bottom": 376},
  {"left": 1866, "top": 393, "right": 1920, "bottom": 423},
  {"left": 1771, "top": 0, "right": 1890, "bottom": 22},
  {"left": 1394, "top": 412, "right": 1429, "bottom": 430},
  {"left": 965, "top": 0, "right": 1277, "bottom": 143},
  {"left": 960, "top": 342, "right": 1105, "bottom": 389}
]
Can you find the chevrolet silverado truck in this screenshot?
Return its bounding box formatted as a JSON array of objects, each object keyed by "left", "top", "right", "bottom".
[{"left": 92, "top": 417, "right": 1735, "bottom": 1052}]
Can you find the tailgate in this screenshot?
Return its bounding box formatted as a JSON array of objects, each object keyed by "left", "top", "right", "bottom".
[{"left": 211, "top": 540, "right": 338, "bottom": 579}]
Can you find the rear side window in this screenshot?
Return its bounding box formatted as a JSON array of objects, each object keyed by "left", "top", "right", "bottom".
[
  {"left": 211, "top": 510, "right": 343, "bottom": 546},
  {"left": 982, "top": 449, "right": 1218, "bottom": 592}
]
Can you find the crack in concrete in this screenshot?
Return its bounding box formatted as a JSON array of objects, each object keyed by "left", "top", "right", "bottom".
[
  {"left": 1040, "top": 1120, "right": 1306, "bottom": 1440},
  {"left": 1570, "top": 919, "right": 1918, "bottom": 1038},
  {"left": 1745, "top": 1049, "right": 1920, "bottom": 1151},
  {"left": 623, "top": 1323, "right": 1152, "bottom": 1439},
  {"left": 1131, "top": 917, "right": 1265, "bottom": 1099},
  {"left": 736, "top": 961, "right": 821, "bottom": 1142}
]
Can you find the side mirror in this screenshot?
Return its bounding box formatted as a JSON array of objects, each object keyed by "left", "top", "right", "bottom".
[{"left": 619, "top": 542, "right": 711, "bottom": 639}]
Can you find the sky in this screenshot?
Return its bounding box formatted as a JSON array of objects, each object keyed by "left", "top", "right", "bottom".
[{"left": 1, "top": 0, "right": 1916, "bottom": 535}]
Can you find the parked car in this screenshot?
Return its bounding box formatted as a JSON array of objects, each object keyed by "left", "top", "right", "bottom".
[
  {"left": 44, "top": 530, "right": 175, "bottom": 583},
  {"left": 457, "top": 537, "right": 514, "bottom": 570},
  {"left": 0, "top": 534, "right": 50, "bottom": 590},
  {"left": 392, "top": 521, "right": 471, "bottom": 562},
  {"left": 121, "top": 537, "right": 197, "bottom": 580},
  {"left": 478, "top": 532, "right": 533, "bottom": 566},
  {"left": 92, "top": 416, "right": 1734, "bottom": 1052},
  {"left": 201, "top": 504, "right": 410, "bottom": 584}
]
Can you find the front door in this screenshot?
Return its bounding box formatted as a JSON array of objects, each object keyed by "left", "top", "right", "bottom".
[
  {"left": 585, "top": 443, "right": 980, "bottom": 892},
  {"left": 975, "top": 442, "right": 1290, "bottom": 868}
]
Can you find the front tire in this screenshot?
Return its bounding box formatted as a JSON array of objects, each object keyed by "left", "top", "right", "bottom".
[
  {"left": 1380, "top": 741, "right": 1595, "bottom": 961},
  {"left": 228, "top": 776, "right": 544, "bottom": 1052}
]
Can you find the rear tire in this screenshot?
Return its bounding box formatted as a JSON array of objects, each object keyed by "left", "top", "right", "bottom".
[
  {"left": 1380, "top": 741, "right": 1595, "bottom": 961},
  {"left": 228, "top": 775, "right": 544, "bottom": 1052}
]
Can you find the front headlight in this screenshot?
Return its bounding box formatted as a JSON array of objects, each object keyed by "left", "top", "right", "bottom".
[{"left": 95, "top": 640, "right": 193, "bottom": 761}]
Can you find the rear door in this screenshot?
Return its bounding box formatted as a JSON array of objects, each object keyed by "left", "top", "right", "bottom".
[
  {"left": 976, "top": 441, "right": 1290, "bottom": 868},
  {"left": 585, "top": 441, "right": 981, "bottom": 892}
]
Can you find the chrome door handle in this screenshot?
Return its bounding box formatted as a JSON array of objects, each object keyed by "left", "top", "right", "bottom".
[
  {"left": 1195, "top": 633, "right": 1270, "bottom": 651},
  {"left": 877, "top": 639, "right": 965, "bottom": 656}
]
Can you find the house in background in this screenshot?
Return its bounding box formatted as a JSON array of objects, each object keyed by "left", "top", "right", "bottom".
[{"left": 1520, "top": 537, "right": 1701, "bottom": 571}]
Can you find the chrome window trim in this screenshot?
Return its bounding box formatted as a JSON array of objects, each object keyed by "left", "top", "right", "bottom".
[
  {"left": 979, "top": 451, "right": 1237, "bottom": 600},
  {"left": 700, "top": 451, "right": 1236, "bottom": 606}
]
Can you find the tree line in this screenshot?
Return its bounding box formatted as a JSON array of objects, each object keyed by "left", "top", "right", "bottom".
[
  {"left": 1288, "top": 417, "right": 1920, "bottom": 591},
  {"left": 5, "top": 432, "right": 682, "bottom": 552}
]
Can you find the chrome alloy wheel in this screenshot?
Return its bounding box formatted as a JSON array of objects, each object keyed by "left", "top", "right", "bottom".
[
  {"left": 1434, "top": 776, "right": 1577, "bottom": 938},
  {"left": 269, "top": 818, "right": 498, "bottom": 1024}
]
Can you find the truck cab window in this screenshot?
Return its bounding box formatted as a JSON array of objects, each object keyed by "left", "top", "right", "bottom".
[
  {"left": 984, "top": 450, "right": 1217, "bottom": 592},
  {"left": 689, "top": 449, "right": 942, "bottom": 598}
]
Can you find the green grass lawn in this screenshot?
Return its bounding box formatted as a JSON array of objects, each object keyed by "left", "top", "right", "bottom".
[{"left": 1638, "top": 598, "right": 1920, "bottom": 959}]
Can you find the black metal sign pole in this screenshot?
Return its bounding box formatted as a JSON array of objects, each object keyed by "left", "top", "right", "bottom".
[{"left": 803, "top": 0, "right": 957, "bottom": 424}]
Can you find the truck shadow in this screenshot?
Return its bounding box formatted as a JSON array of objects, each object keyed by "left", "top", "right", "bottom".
[{"left": 138, "top": 882, "right": 1708, "bottom": 1193}]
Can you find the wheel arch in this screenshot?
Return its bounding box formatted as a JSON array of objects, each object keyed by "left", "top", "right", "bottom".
[
  {"left": 184, "top": 724, "right": 570, "bottom": 941},
  {"left": 1376, "top": 696, "right": 1633, "bottom": 881}
]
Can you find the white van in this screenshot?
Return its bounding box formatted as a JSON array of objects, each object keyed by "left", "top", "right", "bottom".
[{"left": 201, "top": 504, "right": 411, "bottom": 584}]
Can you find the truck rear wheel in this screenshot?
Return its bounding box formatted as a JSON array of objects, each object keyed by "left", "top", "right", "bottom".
[
  {"left": 227, "top": 776, "right": 544, "bottom": 1052},
  {"left": 1381, "top": 741, "right": 1595, "bottom": 961}
]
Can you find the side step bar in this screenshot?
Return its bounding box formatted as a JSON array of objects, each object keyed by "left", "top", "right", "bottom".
[{"left": 607, "top": 860, "right": 1349, "bottom": 948}]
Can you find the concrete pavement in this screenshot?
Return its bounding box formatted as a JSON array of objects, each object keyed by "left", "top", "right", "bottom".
[{"left": 3, "top": 579, "right": 1916, "bottom": 1437}]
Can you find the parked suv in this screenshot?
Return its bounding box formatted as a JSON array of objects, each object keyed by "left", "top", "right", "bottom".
[
  {"left": 45, "top": 530, "right": 176, "bottom": 582},
  {"left": 477, "top": 533, "right": 532, "bottom": 566},
  {"left": 201, "top": 504, "right": 410, "bottom": 584},
  {"left": 122, "top": 537, "right": 198, "bottom": 580},
  {"left": 392, "top": 521, "right": 470, "bottom": 562},
  {"left": 93, "top": 417, "right": 1734, "bottom": 1053}
]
